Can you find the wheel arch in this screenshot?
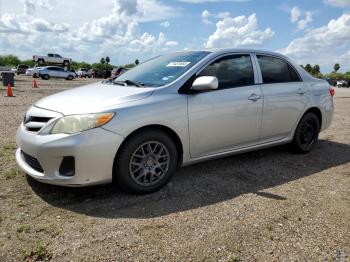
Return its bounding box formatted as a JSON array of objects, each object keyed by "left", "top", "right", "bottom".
[
  {"left": 113, "top": 124, "right": 184, "bottom": 179},
  {"left": 303, "top": 107, "right": 322, "bottom": 129}
]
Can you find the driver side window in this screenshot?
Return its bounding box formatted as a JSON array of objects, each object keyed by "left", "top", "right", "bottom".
[{"left": 198, "top": 54, "right": 254, "bottom": 89}]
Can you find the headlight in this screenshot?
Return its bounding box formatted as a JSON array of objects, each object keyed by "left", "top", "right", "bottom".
[{"left": 50, "top": 113, "right": 115, "bottom": 134}]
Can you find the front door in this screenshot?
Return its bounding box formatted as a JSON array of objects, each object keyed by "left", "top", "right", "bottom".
[{"left": 188, "top": 54, "right": 263, "bottom": 158}]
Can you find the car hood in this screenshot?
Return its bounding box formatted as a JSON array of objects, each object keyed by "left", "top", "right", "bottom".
[{"left": 35, "top": 82, "right": 154, "bottom": 115}]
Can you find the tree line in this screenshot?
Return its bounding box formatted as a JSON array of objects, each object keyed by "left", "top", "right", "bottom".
[
  {"left": 301, "top": 63, "right": 350, "bottom": 81},
  {"left": 0, "top": 55, "right": 140, "bottom": 71}
]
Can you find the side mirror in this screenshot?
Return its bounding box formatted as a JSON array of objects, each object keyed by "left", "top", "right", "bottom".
[{"left": 192, "top": 76, "right": 218, "bottom": 91}]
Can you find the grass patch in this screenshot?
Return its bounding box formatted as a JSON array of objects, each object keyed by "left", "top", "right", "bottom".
[
  {"left": 2, "top": 169, "right": 18, "bottom": 180},
  {"left": 23, "top": 241, "right": 52, "bottom": 261},
  {"left": 3, "top": 144, "right": 16, "bottom": 151},
  {"left": 226, "top": 254, "right": 242, "bottom": 262},
  {"left": 266, "top": 224, "right": 273, "bottom": 231},
  {"left": 36, "top": 224, "right": 62, "bottom": 238},
  {"left": 17, "top": 224, "right": 30, "bottom": 233},
  {"left": 0, "top": 143, "right": 17, "bottom": 160}
]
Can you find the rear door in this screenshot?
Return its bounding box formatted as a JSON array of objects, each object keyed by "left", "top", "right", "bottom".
[
  {"left": 255, "top": 54, "right": 309, "bottom": 142},
  {"left": 48, "top": 67, "right": 60, "bottom": 77},
  {"left": 188, "top": 54, "right": 263, "bottom": 158}
]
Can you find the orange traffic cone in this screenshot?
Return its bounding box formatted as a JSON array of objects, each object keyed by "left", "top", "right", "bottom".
[
  {"left": 32, "top": 79, "right": 38, "bottom": 88},
  {"left": 6, "top": 84, "right": 14, "bottom": 97}
]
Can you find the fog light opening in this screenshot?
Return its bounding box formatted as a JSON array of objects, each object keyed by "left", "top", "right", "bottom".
[{"left": 59, "top": 156, "right": 75, "bottom": 177}]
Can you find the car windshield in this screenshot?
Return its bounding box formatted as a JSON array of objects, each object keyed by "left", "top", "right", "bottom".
[{"left": 114, "top": 51, "right": 210, "bottom": 87}]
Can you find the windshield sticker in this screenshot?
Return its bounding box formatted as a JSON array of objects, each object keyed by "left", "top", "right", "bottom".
[{"left": 166, "top": 62, "right": 191, "bottom": 67}]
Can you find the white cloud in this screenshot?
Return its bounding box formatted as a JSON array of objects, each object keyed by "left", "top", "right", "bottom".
[
  {"left": 201, "top": 9, "right": 212, "bottom": 24},
  {"left": 38, "top": 0, "right": 55, "bottom": 10},
  {"left": 324, "top": 0, "right": 350, "bottom": 7},
  {"left": 0, "top": 0, "right": 180, "bottom": 64},
  {"left": 165, "top": 40, "right": 179, "bottom": 46},
  {"left": 280, "top": 13, "right": 350, "bottom": 71},
  {"left": 205, "top": 13, "right": 274, "bottom": 48},
  {"left": 297, "top": 11, "right": 313, "bottom": 30},
  {"left": 290, "top": 6, "right": 301, "bottom": 23},
  {"left": 290, "top": 6, "right": 313, "bottom": 30},
  {"left": 160, "top": 21, "right": 170, "bottom": 28},
  {"left": 22, "top": 0, "right": 35, "bottom": 16}
]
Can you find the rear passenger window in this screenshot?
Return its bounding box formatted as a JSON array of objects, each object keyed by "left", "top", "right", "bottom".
[
  {"left": 257, "top": 55, "right": 301, "bottom": 84},
  {"left": 198, "top": 54, "right": 254, "bottom": 89}
]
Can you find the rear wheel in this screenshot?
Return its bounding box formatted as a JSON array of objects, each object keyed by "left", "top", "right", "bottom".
[
  {"left": 292, "top": 112, "right": 320, "bottom": 153},
  {"left": 38, "top": 59, "right": 44, "bottom": 65},
  {"left": 113, "top": 129, "right": 178, "bottom": 194},
  {"left": 63, "top": 60, "right": 69, "bottom": 66},
  {"left": 42, "top": 74, "right": 50, "bottom": 80}
]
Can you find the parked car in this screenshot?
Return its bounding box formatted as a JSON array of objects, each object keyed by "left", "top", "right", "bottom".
[
  {"left": 111, "top": 67, "right": 127, "bottom": 78},
  {"left": 336, "top": 80, "right": 349, "bottom": 88},
  {"left": 33, "top": 54, "right": 72, "bottom": 66},
  {"left": 77, "top": 68, "right": 92, "bottom": 78},
  {"left": 16, "top": 49, "right": 334, "bottom": 194},
  {"left": 26, "top": 67, "right": 43, "bottom": 78},
  {"left": 38, "top": 66, "right": 76, "bottom": 80},
  {"left": 14, "top": 64, "right": 30, "bottom": 75}
]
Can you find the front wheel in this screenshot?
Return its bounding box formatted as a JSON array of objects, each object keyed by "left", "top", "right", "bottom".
[
  {"left": 66, "top": 75, "right": 73, "bottom": 80},
  {"left": 292, "top": 112, "right": 320, "bottom": 153},
  {"left": 113, "top": 130, "right": 178, "bottom": 194}
]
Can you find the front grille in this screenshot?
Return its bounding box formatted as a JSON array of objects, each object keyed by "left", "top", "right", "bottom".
[{"left": 21, "top": 151, "right": 44, "bottom": 173}]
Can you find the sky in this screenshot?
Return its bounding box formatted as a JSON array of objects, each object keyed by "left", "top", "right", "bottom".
[{"left": 0, "top": 0, "right": 349, "bottom": 73}]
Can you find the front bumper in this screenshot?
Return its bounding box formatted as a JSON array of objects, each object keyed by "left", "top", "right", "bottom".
[{"left": 16, "top": 124, "right": 124, "bottom": 186}]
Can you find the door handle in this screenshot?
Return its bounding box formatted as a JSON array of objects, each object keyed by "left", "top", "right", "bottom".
[
  {"left": 296, "top": 88, "right": 306, "bottom": 95},
  {"left": 248, "top": 94, "right": 262, "bottom": 102}
]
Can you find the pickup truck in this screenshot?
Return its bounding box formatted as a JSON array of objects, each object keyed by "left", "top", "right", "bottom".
[{"left": 32, "top": 54, "right": 72, "bottom": 66}]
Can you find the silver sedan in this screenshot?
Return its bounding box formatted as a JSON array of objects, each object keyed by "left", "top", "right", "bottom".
[
  {"left": 16, "top": 48, "right": 334, "bottom": 194},
  {"left": 38, "top": 66, "right": 76, "bottom": 80}
]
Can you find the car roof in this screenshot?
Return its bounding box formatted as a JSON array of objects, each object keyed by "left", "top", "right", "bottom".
[{"left": 182, "top": 48, "right": 288, "bottom": 59}]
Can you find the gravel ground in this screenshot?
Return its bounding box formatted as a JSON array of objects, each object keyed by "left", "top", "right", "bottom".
[{"left": 0, "top": 75, "right": 349, "bottom": 261}]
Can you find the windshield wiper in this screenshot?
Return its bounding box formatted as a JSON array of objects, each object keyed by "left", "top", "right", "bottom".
[{"left": 114, "top": 79, "right": 144, "bottom": 87}]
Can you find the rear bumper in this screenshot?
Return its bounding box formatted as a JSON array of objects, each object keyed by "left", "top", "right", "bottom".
[{"left": 16, "top": 124, "right": 124, "bottom": 186}]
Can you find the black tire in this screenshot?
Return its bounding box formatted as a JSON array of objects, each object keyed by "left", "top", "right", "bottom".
[
  {"left": 38, "top": 59, "right": 44, "bottom": 65},
  {"left": 113, "top": 129, "right": 178, "bottom": 194},
  {"left": 63, "top": 60, "right": 69, "bottom": 66},
  {"left": 292, "top": 112, "right": 320, "bottom": 153},
  {"left": 33, "top": 73, "right": 39, "bottom": 78},
  {"left": 42, "top": 74, "right": 50, "bottom": 80},
  {"left": 66, "top": 75, "right": 73, "bottom": 80}
]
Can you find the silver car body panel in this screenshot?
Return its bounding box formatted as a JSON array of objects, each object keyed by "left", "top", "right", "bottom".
[{"left": 16, "top": 48, "right": 334, "bottom": 186}]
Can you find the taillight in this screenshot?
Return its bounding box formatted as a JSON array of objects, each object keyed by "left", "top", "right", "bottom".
[{"left": 329, "top": 86, "right": 335, "bottom": 97}]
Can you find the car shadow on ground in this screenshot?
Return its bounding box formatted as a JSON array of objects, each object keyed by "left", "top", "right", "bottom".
[{"left": 27, "top": 140, "right": 350, "bottom": 218}]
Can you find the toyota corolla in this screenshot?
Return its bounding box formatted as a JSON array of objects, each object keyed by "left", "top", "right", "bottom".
[{"left": 16, "top": 49, "right": 334, "bottom": 194}]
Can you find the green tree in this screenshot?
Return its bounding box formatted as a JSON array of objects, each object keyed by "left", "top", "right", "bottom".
[
  {"left": 21, "top": 59, "right": 35, "bottom": 67},
  {"left": 105, "top": 56, "right": 110, "bottom": 64},
  {"left": 135, "top": 59, "right": 139, "bottom": 65},
  {"left": 91, "top": 63, "right": 113, "bottom": 70},
  {"left": 304, "top": 64, "right": 312, "bottom": 73},
  {"left": 334, "top": 63, "right": 340, "bottom": 73},
  {"left": 312, "top": 65, "right": 320, "bottom": 75},
  {"left": 100, "top": 57, "right": 105, "bottom": 64},
  {"left": 0, "top": 55, "right": 21, "bottom": 66}
]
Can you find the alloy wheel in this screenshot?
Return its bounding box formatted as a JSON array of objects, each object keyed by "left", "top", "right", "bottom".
[{"left": 129, "top": 141, "right": 170, "bottom": 187}]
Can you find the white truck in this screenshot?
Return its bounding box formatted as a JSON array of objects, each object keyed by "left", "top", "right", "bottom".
[{"left": 32, "top": 53, "right": 72, "bottom": 66}]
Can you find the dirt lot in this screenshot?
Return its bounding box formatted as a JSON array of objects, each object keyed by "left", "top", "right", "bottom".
[{"left": 0, "top": 75, "right": 349, "bottom": 261}]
